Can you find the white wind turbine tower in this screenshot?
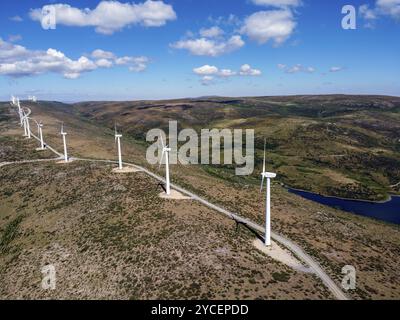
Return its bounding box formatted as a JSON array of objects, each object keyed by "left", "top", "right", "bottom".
[
  {"left": 114, "top": 124, "right": 123, "bottom": 170},
  {"left": 17, "top": 98, "right": 24, "bottom": 127},
  {"left": 21, "top": 109, "right": 31, "bottom": 139},
  {"left": 159, "top": 132, "right": 171, "bottom": 196},
  {"left": 22, "top": 109, "right": 27, "bottom": 137},
  {"left": 33, "top": 119, "right": 45, "bottom": 150},
  {"left": 60, "top": 122, "right": 69, "bottom": 162},
  {"left": 260, "top": 139, "right": 277, "bottom": 247}
]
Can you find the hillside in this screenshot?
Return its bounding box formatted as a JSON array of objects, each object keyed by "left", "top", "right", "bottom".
[
  {"left": 74, "top": 95, "right": 400, "bottom": 201},
  {"left": 1, "top": 99, "right": 400, "bottom": 300}
]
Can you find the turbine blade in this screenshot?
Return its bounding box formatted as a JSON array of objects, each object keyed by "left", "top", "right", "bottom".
[
  {"left": 262, "top": 138, "right": 266, "bottom": 173},
  {"left": 260, "top": 175, "right": 265, "bottom": 192},
  {"left": 159, "top": 150, "right": 165, "bottom": 169},
  {"left": 160, "top": 130, "right": 166, "bottom": 148}
]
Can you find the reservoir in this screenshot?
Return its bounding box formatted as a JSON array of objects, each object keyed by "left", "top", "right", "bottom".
[{"left": 288, "top": 189, "right": 400, "bottom": 225}]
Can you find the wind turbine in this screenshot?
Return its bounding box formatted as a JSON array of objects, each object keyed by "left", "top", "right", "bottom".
[
  {"left": 114, "top": 124, "right": 123, "bottom": 170},
  {"left": 60, "top": 122, "right": 69, "bottom": 162},
  {"left": 32, "top": 119, "right": 45, "bottom": 150},
  {"left": 22, "top": 110, "right": 27, "bottom": 137},
  {"left": 17, "top": 98, "right": 24, "bottom": 127},
  {"left": 159, "top": 132, "right": 171, "bottom": 196},
  {"left": 38, "top": 121, "right": 45, "bottom": 150},
  {"left": 21, "top": 109, "right": 31, "bottom": 138},
  {"left": 260, "top": 139, "right": 276, "bottom": 247}
]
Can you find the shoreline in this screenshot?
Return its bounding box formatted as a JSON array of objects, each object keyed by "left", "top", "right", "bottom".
[{"left": 286, "top": 186, "right": 398, "bottom": 204}]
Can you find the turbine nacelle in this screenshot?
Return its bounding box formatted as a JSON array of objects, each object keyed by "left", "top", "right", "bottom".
[{"left": 261, "top": 172, "right": 276, "bottom": 179}]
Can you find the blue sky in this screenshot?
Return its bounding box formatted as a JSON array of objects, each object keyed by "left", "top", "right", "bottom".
[{"left": 0, "top": 0, "right": 399, "bottom": 101}]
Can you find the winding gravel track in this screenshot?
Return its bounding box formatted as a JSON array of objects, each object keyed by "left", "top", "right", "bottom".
[{"left": 3, "top": 104, "right": 349, "bottom": 300}]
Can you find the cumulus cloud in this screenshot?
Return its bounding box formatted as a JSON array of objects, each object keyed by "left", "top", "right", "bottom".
[
  {"left": 0, "top": 39, "right": 150, "bottom": 78},
  {"left": 251, "top": 0, "right": 301, "bottom": 8},
  {"left": 376, "top": 0, "right": 400, "bottom": 19},
  {"left": 171, "top": 35, "right": 244, "bottom": 57},
  {"left": 199, "top": 26, "right": 224, "bottom": 38},
  {"left": 114, "top": 55, "right": 149, "bottom": 71},
  {"left": 119, "top": 56, "right": 149, "bottom": 72},
  {"left": 219, "top": 69, "right": 237, "bottom": 77},
  {"left": 95, "top": 58, "right": 113, "bottom": 68},
  {"left": 193, "top": 65, "right": 219, "bottom": 75},
  {"left": 29, "top": 0, "right": 177, "bottom": 35},
  {"left": 193, "top": 64, "right": 260, "bottom": 84},
  {"left": 91, "top": 49, "right": 115, "bottom": 60},
  {"left": 239, "top": 64, "right": 262, "bottom": 76},
  {"left": 277, "top": 63, "right": 287, "bottom": 70},
  {"left": 201, "top": 75, "right": 215, "bottom": 86},
  {"left": 359, "top": 0, "right": 400, "bottom": 26},
  {"left": 278, "top": 64, "right": 315, "bottom": 74},
  {"left": 240, "top": 10, "right": 296, "bottom": 45}
]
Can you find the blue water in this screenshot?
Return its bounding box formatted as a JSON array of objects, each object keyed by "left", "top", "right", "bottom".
[{"left": 288, "top": 189, "right": 400, "bottom": 225}]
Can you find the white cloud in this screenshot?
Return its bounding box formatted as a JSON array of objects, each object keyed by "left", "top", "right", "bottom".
[
  {"left": 278, "top": 64, "right": 315, "bottom": 74},
  {"left": 329, "top": 66, "right": 344, "bottom": 72},
  {"left": 359, "top": 0, "right": 400, "bottom": 25},
  {"left": 219, "top": 69, "right": 237, "bottom": 77},
  {"left": 91, "top": 49, "right": 115, "bottom": 60},
  {"left": 95, "top": 58, "right": 113, "bottom": 68},
  {"left": 208, "top": 14, "right": 241, "bottom": 27},
  {"left": 199, "top": 26, "right": 224, "bottom": 38},
  {"left": 128, "top": 56, "right": 149, "bottom": 72},
  {"left": 29, "top": 0, "right": 177, "bottom": 35},
  {"left": 193, "top": 64, "right": 260, "bottom": 84},
  {"left": 201, "top": 75, "right": 215, "bottom": 86},
  {"left": 0, "top": 38, "right": 149, "bottom": 78},
  {"left": 114, "top": 56, "right": 149, "bottom": 71},
  {"left": 240, "top": 10, "right": 296, "bottom": 45},
  {"left": 359, "top": 4, "right": 378, "bottom": 20},
  {"left": 239, "top": 64, "right": 262, "bottom": 76},
  {"left": 0, "top": 39, "right": 29, "bottom": 61},
  {"left": 251, "top": 0, "right": 301, "bottom": 8},
  {"left": 193, "top": 65, "right": 219, "bottom": 75},
  {"left": 171, "top": 35, "right": 244, "bottom": 57},
  {"left": 277, "top": 63, "right": 287, "bottom": 69},
  {"left": 376, "top": 0, "right": 400, "bottom": 19}
]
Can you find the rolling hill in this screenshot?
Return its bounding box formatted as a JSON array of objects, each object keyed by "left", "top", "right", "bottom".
[{"left": 1, "top": 97, "right": 400, "bottom": 300}]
